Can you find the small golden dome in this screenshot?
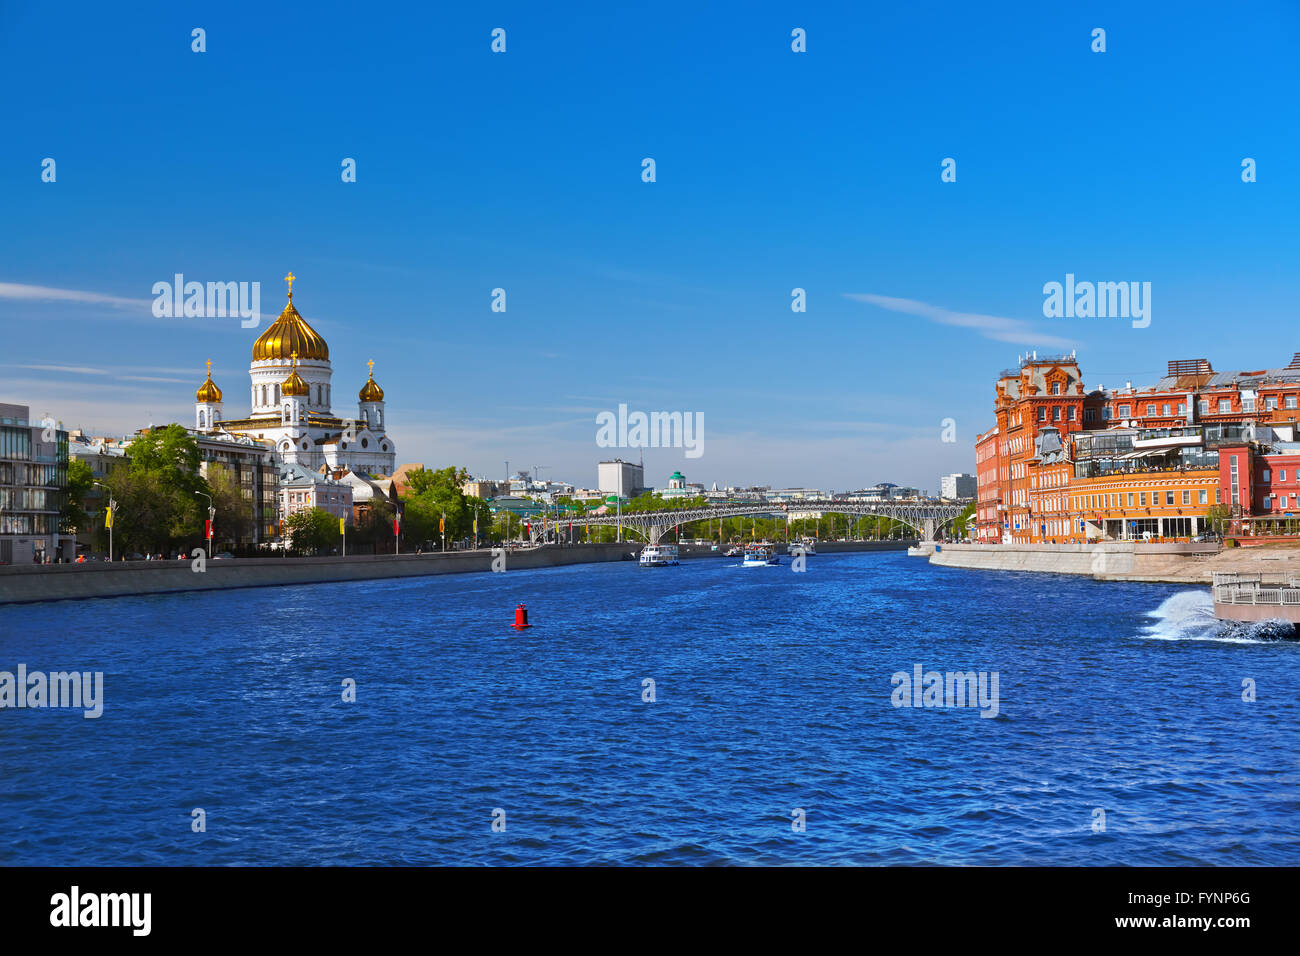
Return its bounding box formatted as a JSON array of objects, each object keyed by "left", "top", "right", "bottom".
[
  {"left": 281, "top": 369, "right": 310, "bottom": 397},
  {"left": 196, "top": 361, "right": 223, "bottom": 402},
  {"left": 359, "top": 365, "right": 384, "bottom": 403},
  {"left": 252, "top": 286, "right": 329, "bottom": 361}
]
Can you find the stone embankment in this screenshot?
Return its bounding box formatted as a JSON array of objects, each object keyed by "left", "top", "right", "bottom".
[
  {"left": 911, "top": 541, "right": 1300, "bottom": 584},
  {"left": 0, "top": 540, "right": 912, "bottom": 605}
]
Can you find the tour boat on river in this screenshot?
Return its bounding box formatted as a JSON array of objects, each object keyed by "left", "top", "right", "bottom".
[
  {"left": 639, "top": 544, "right": 679, "bottom": 567},
  {"left": 742, "top": 544, "right": 779, "bottom": 567}
]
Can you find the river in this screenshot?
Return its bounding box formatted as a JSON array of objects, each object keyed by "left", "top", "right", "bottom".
[{"left": 1, "top": 551, "right": 1296, "bottom": 864}]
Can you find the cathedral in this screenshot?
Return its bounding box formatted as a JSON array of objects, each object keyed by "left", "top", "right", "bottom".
[{"left": 192, "top": 274, "right": 398, "bottom": 476}]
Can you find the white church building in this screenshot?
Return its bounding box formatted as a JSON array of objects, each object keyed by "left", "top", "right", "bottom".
[{"left": 192, "top": 274, "right": 398, "bottom": 477}]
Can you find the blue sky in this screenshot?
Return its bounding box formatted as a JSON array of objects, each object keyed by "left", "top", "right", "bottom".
[{"left": 2, "top": 1, "right": 1297, "bottom": 492}]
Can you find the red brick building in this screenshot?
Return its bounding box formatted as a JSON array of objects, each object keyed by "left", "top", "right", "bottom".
[
  {"left": 974, "top": 427, "right": 1000, "bottom": 542},
  {"left": 976, "top": 353, "right": 1300, "bottom": 543},
  {"left": 978, "top": 352, "right": 1093, "bottom": 542}
]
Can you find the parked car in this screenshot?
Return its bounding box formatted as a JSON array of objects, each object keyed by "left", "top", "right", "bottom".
[
  {"left": 213, "top": 552, "right": 234, "bottom": 560},
  {"left": 125, "top": 552, "right": 145, "bottom": 561}
]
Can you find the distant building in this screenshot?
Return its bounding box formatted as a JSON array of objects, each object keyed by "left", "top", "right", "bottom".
[
  {"left": 381, "top": 463, "right": 426, "bottom": 498},
  {"left": 660, "top": 470, "right": 697, "bottom": 499},
  {"left": 0, "top": 402, "right": 74, "bottom": 562},
  {"left": 769, "top": 487, "right": 827, "bottom": 501},
  {"left": 461, "top": 477, "right": 501, "bottom": 499},
  {"left": 192, "top": 431, "right": 280, "bottom": 544},
  {"left": 854, "top": 483, "right": 919, "bottom": 501},
  {"left": 488, "top": 495, "right": 545, "bottom": 518},
  {"left": 598, "top": 458, "right": 644, "bottom": 498},
  {"left": 940, "top": 473, "right": 976, "bottom": 499},
  {"left": 338, "top": 468, "right": 397, "bottom": 524},
  {"left": 279, "top": 461, "right": 353, "bottom": 531}
]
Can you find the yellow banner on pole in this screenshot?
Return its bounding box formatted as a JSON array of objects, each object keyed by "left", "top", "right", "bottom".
[
  {"left": 339, "top": 517, "right": 345, "bottom": 534},
  {"left": 104, "top": 506, "right": 113, "bottom": 529}
]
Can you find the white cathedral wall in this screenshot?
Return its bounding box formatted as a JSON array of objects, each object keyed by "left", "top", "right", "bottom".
[{"left": 249, "top": 358, "right": 332, "bottom": 416}]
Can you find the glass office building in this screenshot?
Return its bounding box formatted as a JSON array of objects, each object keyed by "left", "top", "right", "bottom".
[{"left": 0, "top": 402, "right": 73, "bottom": 564}]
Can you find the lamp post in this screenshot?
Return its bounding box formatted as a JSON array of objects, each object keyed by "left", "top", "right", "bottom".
[
  {"left": 93, "top": 481, "right": 116, "bottom": 562},
  {"left": 195, "top": 490, "right": 215, "bottom": 556}
]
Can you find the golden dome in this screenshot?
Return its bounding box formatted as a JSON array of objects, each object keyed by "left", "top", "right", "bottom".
[
  {"left": 280, "top": 369, "right": 310, "bottom": 397},
  {"left": 196, "top": 361, "right": 222, "bottom": 402},
  {"left": 252, "top": 285, "right": 329, "bottom": 361},
  {"left": 359, "top": 360, "right": 384, "bottom": 402}
]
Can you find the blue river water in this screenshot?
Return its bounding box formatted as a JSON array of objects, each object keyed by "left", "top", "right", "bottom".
[{"left": 1, "top": 550, "right": 1297, "bottom": 865}]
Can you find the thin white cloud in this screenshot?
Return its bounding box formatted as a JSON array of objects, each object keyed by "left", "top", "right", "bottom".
[
  {"left": 11, "top": 364, "right": 112, "bottom": 375},
  {"left": 845, "top": 293, "right": 1075, "bottom": 349},
  {"left": 0, "top": 282, "right": 150, "bottom": 310}
]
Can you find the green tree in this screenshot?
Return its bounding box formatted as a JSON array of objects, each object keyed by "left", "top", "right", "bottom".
[
  {"left": 104, "top": 425, "right": 208, "bottom": 554},
  {"left": 401, "top": 466, "right": 476, "bottom": 548},
  {"left": 950, "top": 501, "right": 977, "bottom": 540},
  {"left": 1205, "top": 504, "right": 1232, "bottom": 537},
  {"left": 62, "top": 457, "right": 94, "bottom": 533},
  {"left": 354, "top": 495, "right": 395, "bottom": 552},
  {"left": 206, "top": 463, "right": 254, "bottom": 548},
  {"left": 285, "top": 507, "right": 340, "bottom": 555}
]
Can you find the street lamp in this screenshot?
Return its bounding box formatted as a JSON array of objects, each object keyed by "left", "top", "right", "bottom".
[
  {"left": 93, "top": 481, "right": 116, "bottom": 562},
  {"left": 195, "top": 490, "right": 215, "bottom": 556}
]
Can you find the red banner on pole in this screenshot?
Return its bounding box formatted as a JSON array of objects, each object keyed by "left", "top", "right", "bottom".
[
  {"left": 393, "top": 518, "right": 399, "bottom": 536},
  {"left": 205, "top": 519, "right": 212, "bottom": 539}
]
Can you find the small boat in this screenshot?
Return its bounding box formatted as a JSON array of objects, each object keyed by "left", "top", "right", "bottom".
[
  {"left": 724, "top": 546, "right": 742, "bottom": 557},
  {"left": 742, "top": 544, "right": 779, "bottom": 567},
  {"left": 639, "top": 544, "right": 679, "bottom": 567},
  {"left": 790, "top": 539, "right": 817, "bottom": 555}
]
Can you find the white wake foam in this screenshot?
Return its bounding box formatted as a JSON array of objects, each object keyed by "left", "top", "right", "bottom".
[{"left": 1140, "top": 590, "right": 1297, "bottom": 643}]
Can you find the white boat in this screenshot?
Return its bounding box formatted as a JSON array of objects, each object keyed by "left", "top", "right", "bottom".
[
  {"left": 639, "top": 544, "right": 679, "bottom": 567},
  {"left": 742, "top": 544, "right": 779, "bottom": 567},
  {"left": 790, "top": 539, "right": 817, "bottom": 555}
]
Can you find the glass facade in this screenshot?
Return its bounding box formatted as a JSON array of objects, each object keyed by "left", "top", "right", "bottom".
[{"left": 0, "top": 405, "right": 70, "bottom": 561}]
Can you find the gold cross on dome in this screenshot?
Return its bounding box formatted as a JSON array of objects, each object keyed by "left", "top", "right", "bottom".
[
  {"left": 284, "top": 272, "right": 296, "bottom": 295},
  {"left": 205, "top": 359, "right": 212, "bottom": 376},
  {"left": 291, "top": 350, "right": 298, "bottom": 368},
  {"left": 367, "top": 359, "right": 375, "bottom": 376}
]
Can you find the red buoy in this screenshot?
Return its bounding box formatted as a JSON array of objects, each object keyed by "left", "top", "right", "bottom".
[{"left": 512, "top": 602, "right": 532, "bottom": 629}]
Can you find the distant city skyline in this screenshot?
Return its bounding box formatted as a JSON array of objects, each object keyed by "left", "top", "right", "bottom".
[{"left": 3, "top": 2, "right": 1296, "bottom": 490}]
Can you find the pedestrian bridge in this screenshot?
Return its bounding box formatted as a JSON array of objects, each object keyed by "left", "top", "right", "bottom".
[{"left": 531, "top": 500, "right": 966, "bottom": 544}]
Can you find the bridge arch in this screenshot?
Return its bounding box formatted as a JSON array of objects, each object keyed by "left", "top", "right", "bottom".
[{"left": 525, "top": 500, "right": 965, "bottom": 545}]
